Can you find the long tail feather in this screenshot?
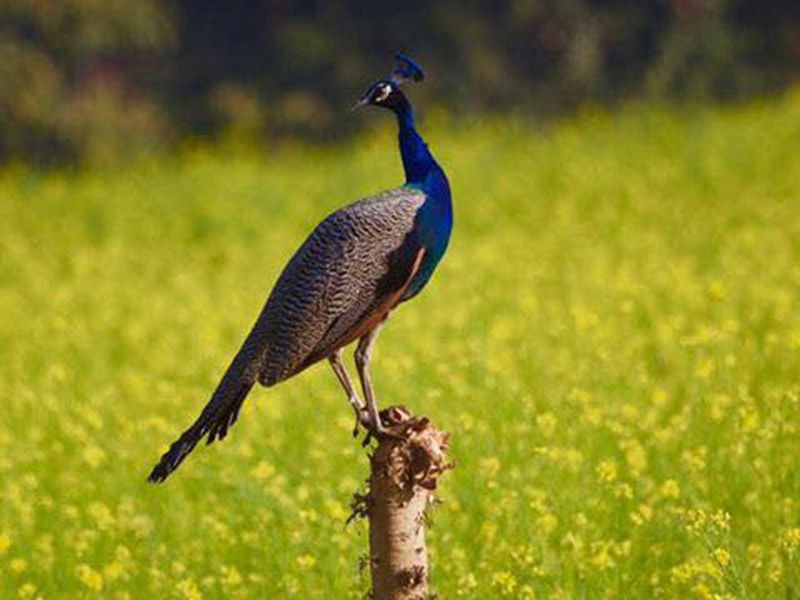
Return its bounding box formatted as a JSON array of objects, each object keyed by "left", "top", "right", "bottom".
[{"left": 148, "top": 351, "right": 257, "bottom": 483}]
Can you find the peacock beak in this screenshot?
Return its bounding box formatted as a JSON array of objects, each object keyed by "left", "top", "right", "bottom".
[{"left": 351, "top": 96, "right": 370, "bottom": 111}]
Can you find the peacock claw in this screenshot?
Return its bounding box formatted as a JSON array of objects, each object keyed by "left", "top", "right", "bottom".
[
  {"left": 361, "top": 422, "right": 382, "bottom": 447},
  {"left": 360, "top": 417, "right": 406, "bottom": 447},
  {"left": 353, "top": 408, "right": 372, "bottom": 439}
]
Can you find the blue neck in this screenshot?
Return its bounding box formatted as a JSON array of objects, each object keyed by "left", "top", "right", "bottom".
[
  {"left": 392, "top": 94, "right": 448, "bottom": 196},
  {"left": 389, "top": 90, "right": 453, "bottom": 300}
]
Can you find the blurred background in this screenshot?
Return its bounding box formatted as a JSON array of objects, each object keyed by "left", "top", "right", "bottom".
[
  {"left": 4, "top": 2, "right": 800, "bottom": 598},
  {"left": 2, "top": 0, "right": 798, "bottom": 166}
]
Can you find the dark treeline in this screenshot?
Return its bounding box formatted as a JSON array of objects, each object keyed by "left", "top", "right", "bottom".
[{"left": 1, "top": 0, "right": 798, "bottom": 164}]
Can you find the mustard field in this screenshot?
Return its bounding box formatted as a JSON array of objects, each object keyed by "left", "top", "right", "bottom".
[{"left": 1, "top": 92, "right": 800, "bottom": 598}]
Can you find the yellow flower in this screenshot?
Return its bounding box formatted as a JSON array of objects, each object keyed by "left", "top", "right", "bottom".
[
  {"left": 104, "top": 561, "right": 126, "bottom": 582},
  {"left": 782, "top": 528, "right": 800, "bottom": 554},
  {"left": 536, "top": 513, "right": 559, "bottom": 535},
  {"left": 457, "top": 412, "right": 475, "bottom": 431},
  {"left": 630, "top": 504, "right": 654, "bottom": 526},
  {"left": 172, "top": 561, "right": 186, "bottom": 576},
  {"left": 457, "top": 572, "right": 478, "bottom": 593},
  {"left": 536, "top": 412, "right": 557, "bottom": 437},
  {"left": 651, "top": 387, "right": 669, "bottom": 407},
  {"left": 0, "top": 532, "right": 10, "bottom": 555},
  {"left": 220, "top": 565, "right": 242, "bottom": 587},
  {"left": 76, "top": 563, "right": 104, "bottom": 591},
  {"left": 296, "top": 554, "right": 316, "bottom": 570},
  {"left": 491, "top": 571, "right": 517, "bottom": 595},
  {"left": 770, "top": 564, "right": 783, "bottom": 582},
  {"left": 623, "top": 441, "right": 647, "bottom": 477},
  {"left": 479, "top": 457, "right": 501, "bottom": 477},
  {"left": 708, "top": 280, "right": 726, "bottom": 299},
  {"left": 597, "top": 459, "right": 618, "bottom": 483},
  {"left": 176, "top": 578, "right": 203, "bottom": 600},
  {"left": 129, "top": 514, "right": 154, "bottom": 539},
  {"left": 250, "top": 460, "right": 276, "bottom": 480},
  {"left": 713, "top": 548, "right": 730, "bottom": 567},
  {"left": 682, "top": 448, "right": 707, "bottom": 472},
  {"left": 88, "top": 502, "right": 115, "bottom": 530},
  {"left": 62, "top": 505, "right": 79, "bottom": 520},
  {"left": 10, "top": 558, "right": 27, "bottom": 574},
  {"left": 661, "top": 479, "right": 681, "bottom": 500},
  {"left": 614, "top": 483, "right": 634, "bottom": 499},
  {"left": 588, "top": 542, "right": 615, "bottom": 571},
  {"left": 323, "top": 497, "right": 349, "bottom": 521},
  {"left": 709, "top": 510, "right": 732, "bottom": 533},
  {"left": 693, "top": 582, "right": 714, "bottom": 600},
  {"left": 695, "top": 357, "right": 715, "bottom": 378},
  {"left": 82, "top": 445, "right": 106, "bottom": 468}
]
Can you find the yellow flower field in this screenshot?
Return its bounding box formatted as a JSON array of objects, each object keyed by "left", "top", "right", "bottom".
[{"left": 1, "top": 92, "right": 799, "bottom": 598}]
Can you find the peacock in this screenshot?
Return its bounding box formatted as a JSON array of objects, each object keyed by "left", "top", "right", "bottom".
[{"left": 148, "top": 53, "right": 452, "bottom": 482}]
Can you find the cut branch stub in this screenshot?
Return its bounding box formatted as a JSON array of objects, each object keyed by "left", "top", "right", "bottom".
[{"left": 366, "top": 405, "right": 452, "bottom": 600}]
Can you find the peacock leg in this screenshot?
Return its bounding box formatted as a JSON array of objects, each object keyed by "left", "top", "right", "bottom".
[
  {"left": 329, "top": 349, "right": 369, "bottom": 437},
  {"left": 355, "top": 319, "right": 388, "bottom": 436}
]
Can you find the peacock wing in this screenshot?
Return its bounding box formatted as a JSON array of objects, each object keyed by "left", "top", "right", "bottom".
[{"left": 255, "top": 187, "right": 427, "bottom": 385}]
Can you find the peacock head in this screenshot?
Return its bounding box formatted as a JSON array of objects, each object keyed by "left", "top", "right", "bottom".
[
  {"left": 353, "top": 53, "right": 424, "bottom": 111},
  {"left": 353, "top": 80, "right": 401, "bottom": 110}
]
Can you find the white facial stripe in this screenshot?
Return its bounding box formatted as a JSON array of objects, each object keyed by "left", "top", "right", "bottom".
[{"left": 375, "top": 84, "right": 391, "bottom": 102}]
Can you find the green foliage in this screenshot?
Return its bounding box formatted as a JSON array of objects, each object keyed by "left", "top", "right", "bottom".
[
  {"left": 1, "top": 93, "right": 800, "bottom": 597},
  {"left": 0, "top": 0, "right": 171, "bottom": 164},
  {"left": 1, "top": 0, "right": 798, "bottom": 163}
]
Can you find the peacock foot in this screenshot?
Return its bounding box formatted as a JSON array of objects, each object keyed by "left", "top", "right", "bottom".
[
  {"left": 352, "top": 408, "right": 373, "bottom": 438},
  {"left": 360, "top": 406, "right": 410, "bottom": 447}
]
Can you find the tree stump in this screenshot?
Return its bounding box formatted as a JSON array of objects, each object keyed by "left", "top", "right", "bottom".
[{"left": 354, "top": 406, "right": 452, "bottom": 600}]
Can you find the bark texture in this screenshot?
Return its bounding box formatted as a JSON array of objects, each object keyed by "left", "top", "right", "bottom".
[{"left": 365, "top": 406, "right": 452, "bottom": 600}]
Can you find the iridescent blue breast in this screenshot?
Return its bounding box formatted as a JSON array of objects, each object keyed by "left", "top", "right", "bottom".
[{"left": 402, "top": 167, "right": 453, "bottom": 300}]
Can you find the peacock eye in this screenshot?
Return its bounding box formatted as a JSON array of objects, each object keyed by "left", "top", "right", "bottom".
[{"left": 375, "top": 84, "right": 391, "bottom": 102}]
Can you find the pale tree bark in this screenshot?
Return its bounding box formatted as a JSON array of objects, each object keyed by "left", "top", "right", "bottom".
[{"left": 353, "top": 406, "right": 452, "bottom": 600}]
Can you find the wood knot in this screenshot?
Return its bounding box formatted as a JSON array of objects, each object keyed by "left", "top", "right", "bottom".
[
  {"left": 396, "top": 564, "right": 427, "bottom": 590},
  {"left": 377, "top": 405, "right": 452, "bottom": 491}
]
